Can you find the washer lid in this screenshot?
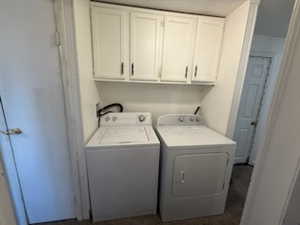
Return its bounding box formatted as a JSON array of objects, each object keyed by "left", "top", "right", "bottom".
[
  {"left": 157, "top": 126, "right": 235, "bottom": 148},
  {"left": 100, "top": 126, "right": 148, "bottom": 144},
  {"left": 87, "top": 126, "right": 159, "bottom": 148}
]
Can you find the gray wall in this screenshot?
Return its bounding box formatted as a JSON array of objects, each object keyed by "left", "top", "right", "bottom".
[{"left": 255, "top": 0, "right": 295, "bottom": 37}]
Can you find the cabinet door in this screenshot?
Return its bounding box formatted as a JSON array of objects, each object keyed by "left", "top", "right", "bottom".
[
  {"left": 130, "top": 13, "right": 163, "bottom": 81},
  {"left": 192, "top": 18, "right": 224, "bottom": 82},
  {"left": 161, "top": 16, "right": 197, "bottom": 82},
  {"left": 173, "top": 153, "right": 229, "bottom": 197},
  {"left": 91, "top": 7, "right": 127, "bottom": 80}
]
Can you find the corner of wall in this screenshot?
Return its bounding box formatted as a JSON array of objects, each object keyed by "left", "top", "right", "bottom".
[
  {"left": 73, "top": 0, "right": 102, "bottom": 142},
  {"left": 201, "top": 0, "right": 258, "bottom": 136}
]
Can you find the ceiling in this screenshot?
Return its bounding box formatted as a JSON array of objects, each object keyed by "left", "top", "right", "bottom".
[
  {"left": 94, "top": 0, "right": 295, "bottom": 38},
  {"left": 93, "top": 0, "right": 246, "bottom": 17},
  {"left": 255, "top": 0, "right": 295, "bottom": 37}
]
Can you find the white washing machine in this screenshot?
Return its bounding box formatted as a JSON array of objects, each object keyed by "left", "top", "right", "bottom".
[
  {"left": 86, "top": 112, "right": 160, "bottom": 222},
  {"left": 156, "top": 114, "right": 236, "bottom": 221}
]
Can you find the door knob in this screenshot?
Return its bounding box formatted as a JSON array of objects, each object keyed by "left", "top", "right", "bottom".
[
  {"left": 0, "top": 128, "right": 22, "bottom": 135},
  {"left": 250, "top": 121, "right": 257, "bottom": 126}
]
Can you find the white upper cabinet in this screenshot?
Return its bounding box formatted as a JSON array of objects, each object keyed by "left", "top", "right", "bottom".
[
  {"left": 130, "top": 13, "right": 163, "bottom": 81},
  {"left": 192, "top": 17, "right": 224, "bottom": 83},
  {"left": 90, "top": 3, "right": 225, "bottom": 85},
  {"left": 91, "top": 7, "right": 127, "bottom": 80},
  {"left": 161, "top": 16, "right": 197, "bottom": 82}
]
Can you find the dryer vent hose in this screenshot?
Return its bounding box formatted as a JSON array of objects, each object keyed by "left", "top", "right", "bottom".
[{"left": 97, "top": 103, "right": 124, "bottom": 127}]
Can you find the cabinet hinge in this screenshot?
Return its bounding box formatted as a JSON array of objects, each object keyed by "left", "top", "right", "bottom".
[{"left": 55, "top": 31, "right": 61, "bottom": 47}]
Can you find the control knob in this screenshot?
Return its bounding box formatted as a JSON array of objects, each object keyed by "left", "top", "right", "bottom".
[
  {"left": 178, "top": 116, "right": 184, "bottom": 122},
  {"left": 138, "top": 114, "right": 146, "bottom": 122}
]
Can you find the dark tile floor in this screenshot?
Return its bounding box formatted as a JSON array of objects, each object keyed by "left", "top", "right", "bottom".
[{"left": 37, "top": 165, "right": 253, "bottom": 225}]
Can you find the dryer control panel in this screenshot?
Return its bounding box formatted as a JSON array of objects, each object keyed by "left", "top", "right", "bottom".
[
  {"left": 101, "top": 112, "right": 152, "bottom": 126},
  {"left": 157, "top": 114, "right": 206, "bottom": 127}
]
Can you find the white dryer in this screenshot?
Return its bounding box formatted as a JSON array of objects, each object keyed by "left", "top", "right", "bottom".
[
  {"left": 86, "top": 113, "right": 160, "bottom": 222},
  {"left": 156, "top": 114, "right": 236, "bottom": 221}
]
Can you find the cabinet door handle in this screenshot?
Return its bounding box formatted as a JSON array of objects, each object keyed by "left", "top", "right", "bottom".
[
  {"left": 180, "top": 170, "right": 185, "bottom": 184},
  {"left": 121, "top": 62, "right": 124, "bottom": 75},
  {"left": 251, "top": 121, "right": 257, "bottom": 126},
  {"left": 185, "top": 66, "right": 188, "bottom": 79},
  {"left": 131, "top": 63, "right": 134, "bottom": 76},
  {"left": 194, "top": 65, "right": 198, "bottom": 77}
]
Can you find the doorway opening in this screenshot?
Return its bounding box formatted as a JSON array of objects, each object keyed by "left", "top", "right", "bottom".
[{"left": 234, "top": 55, "right": 272, "bottom": 165}]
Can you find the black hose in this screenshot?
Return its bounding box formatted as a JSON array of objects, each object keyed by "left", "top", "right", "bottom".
[
  {"left": 97, "top": 103, "right": 124, "bottom": 128},
  {"left": 194, "top": 106, "right": 201, "bottom": 115}
]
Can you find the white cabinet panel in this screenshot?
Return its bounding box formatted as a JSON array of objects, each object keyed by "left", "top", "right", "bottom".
[
  {"left": 192, "top": 18, "right": 224, "bottom": 82},
  {"left": 90, "top": 3, "right": 224, "bottom": 85},
  {"left": 161, "top": 16, "right": 197, "bottom": 82},
  {"left": 130, "top": 13, "right": 163, "bottom": 81},
  {"left": 91, "top": 7, "right": 127, "bottom": 79},
  {"left": 173, "top": 153, "right": 228, "bottom": 197}
]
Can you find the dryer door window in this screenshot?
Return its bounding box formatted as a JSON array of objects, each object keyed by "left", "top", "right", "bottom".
[{"left": 173, "top": 153, "right": 229, "bottom": 197}]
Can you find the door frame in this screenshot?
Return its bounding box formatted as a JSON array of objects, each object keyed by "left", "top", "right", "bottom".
[
  {"left": 234, "top": 53, "right": 274, "bottom": 164},
  {"left": 53, "top": 0, "right": 90, "bottom": 220},
  {"left": 0, "top": 97, "right": 28, "bottom": 225},
  {"left": 241, "top": 0, "right": 300, "bottom": 224},
  {"left": 247, "top": 51, "right": 279, "bottom": 165}
]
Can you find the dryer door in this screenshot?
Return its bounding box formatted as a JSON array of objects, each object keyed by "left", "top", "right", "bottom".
[{"left": 173, "top": 153, "right": 229, "bottom": 197}]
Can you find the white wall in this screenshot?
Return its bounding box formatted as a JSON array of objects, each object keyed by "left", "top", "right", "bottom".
[
  {"left": 73, "top": 0, "right": 102, "bottom": 141},
  {"left": 249, "top": 35, "right": 285, "bottom": 164},
  {"left": 0, "top": 159, "right": 17, "bottom": 225},
  {"left": 201, "top": 0, "right": 256, "bottom": 135},
  {"left": 254, "top": 0, "right": 294, "bottom": 38},
  {"left": 251, "top": 35, "right": 286, "bottom": 53},
  {"left": 241, "top": 2, "right": 300, "bottom": 223},
  {"left": 97, "top": 82, "right": 209, "bottom": 124}
]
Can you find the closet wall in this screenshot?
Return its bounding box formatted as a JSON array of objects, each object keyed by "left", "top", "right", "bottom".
[
  {"left": 201, "top": 0, "right": 257, "bottom": 136},
  {"left": 73, "top": 0, "right": 102, "bottom": 141},
  {"left": 73, "top": 0, "right": 259, "bottom": 141},
  {"left": 97, "top": 82, "right": 209, "bottom": 123}
]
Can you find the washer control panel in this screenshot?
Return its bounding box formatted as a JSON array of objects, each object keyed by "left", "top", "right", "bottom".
[{"left": 101, "top": 113, "right": 152, "bottom": 126}]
